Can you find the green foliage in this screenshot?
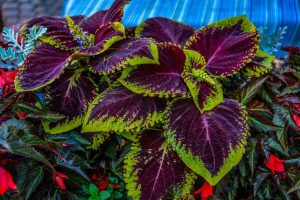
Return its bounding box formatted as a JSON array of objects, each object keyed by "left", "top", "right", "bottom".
[{"left": 0, "top": 26, "right": 47, "bottom": 69}]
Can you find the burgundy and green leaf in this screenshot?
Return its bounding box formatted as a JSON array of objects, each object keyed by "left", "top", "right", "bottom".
[
  {"left": 183, "top": 50, "right": 223, "bottom": 112},
  {"left": 89, "top": 38, "right": 158, "bottom": 75},
  {"left": 164, "top": 99, "right": 249, "bottom": 185},
  {"left": 80, "top": 0, "right": 131, "bottom": 34},
  {"left": 119, "top": 43, "right": 188, "bottom": 98},
  {"left": 43, "top": 70, "right": 97, "bottom": 134},
  {"left": 82, "top": 86, "right": 166, "bottom": 134},
  {"left": 20, "top": 16, "right": 84, "bottom": 50},
  {"left": 242, "top": 50, "right": 275, "bottom": 77},
  {"left": 124, "top": 130, "right": 196, "bottom": 200},
  {"left": 79, "top": 22, "right": 125, "bottom": 56},
  {"left": 185, "top": 16, "right": 259, "bottom": 76},
  {"left": 136, "top": 17, "right": 195, "bottom": 47},
  {"left": 15, "top": 44, "right": 73, "bottom": 92}
]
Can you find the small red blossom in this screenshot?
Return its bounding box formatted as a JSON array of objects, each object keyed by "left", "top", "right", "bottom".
[
  {"left": 292, "top": 103, "right": 300, "bottom": 111},
  {"left": 112, "top": 184, "right": 121, "bottom": 189},
  {"left": 0, "top": 167, "right": 17, "bottom": 196},
  {"left": 16, "top": 112, "right": 27, "bottom": 119},
  {"left": 17, "top": 36, "right": 22, "bottom": 44},
  {"left": 292, "top": 114, "right": 300, "bottom": 127},
  {"left": 52, "top": 172, "right": 69, "bottom": 190},
  {"left": 264, "top": 154, "right": 285, "bottom": 174},
  {"left": 97, "top": 177, "right": 109, "bottom": 191},
  {"left": 0, "top": 70, "right": 17, "bottom": 89},
  {"left": 194, "top": 182, "right": 213, "bottom": 200}
]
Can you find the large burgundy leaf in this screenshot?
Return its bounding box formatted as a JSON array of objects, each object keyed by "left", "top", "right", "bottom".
[
  {"left": 15, "top": 44, "right": 72, "bottom": 92},
  {"left": 136, "top": 17, "right": 195, "bottom": 47},
  {"left": 81, "top": 0, "right": 131, "bottom": 34},
  {"left": 242, "top": 50, "right": 275, "bottom": 77},
  {"left": 164, "top": 98, "right": 249, "bottom": 185},
  {"left": 43, "top": 70, "right": 97, "bottom": 134},
  {"left": 124, "top": 130, "right": 196, "bottom": 200},
  {"left": 79, "top": 22, "right": 125, "bottom": 56},
  {"left": 89, "top": 38, "right": 158, "bottom": 75},
  {"left": 185, "top": 16, "right": 259, "bottom": 76},
  {"left": 119, "top": 43, "right": 188, "bottom": 98},
  {"left": 20, "top": 16, "right": 84, "bottom": 50},
  {"left": 82, "top": 86, "right": 166, "bottom": 134}
]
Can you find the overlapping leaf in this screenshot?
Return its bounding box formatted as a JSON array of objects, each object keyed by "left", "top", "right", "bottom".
[
  {"left": 164, "top": 99, "right": 249, "bottom": 185},
  {"left": 79, "top": 22, "right": 125, "bottom": 56},
  {"left": 80, "top": 0, "right": 131, "bottom": 34},
  {"left": 20, "top": 16, "right": 84, "bottom": 50},
  {"left": 15, "top": 44, "right": 73, "bottom": 92},
  {"left": 89, "top": 38, "right": 158, "bottom": 74},
  {"left": 183, "top": 50, "right": 223, "bottom": 112},
  {"left": 43, "top": 70, "right": 97, "bottom": 134},
  {"left": 82, "top": 86, "right": 166, "bottom": 133},
  {"left": 185, "top": 16, "right": 259, "bottom": 76},
  {"left": 124, "top": 130, "right": 196, "bottom": 200},
  {"left": 136, "top": 17, "right": 195, "bottom": 47},
  {"left": 243, "top": 50, "right": 275, "bottom": 77},
  {"left": 119, "top": 43, "right": 188, "bottom": 98}
]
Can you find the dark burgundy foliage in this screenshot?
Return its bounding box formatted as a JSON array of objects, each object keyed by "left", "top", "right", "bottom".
[
  {"left": 166, "top": 99, "right": 248, "bottom": 175},
  {"left": 122, "top": 43, "right": 188, "bottom": 96},
  {"left": 87, "top": 86, "right": 166, "bottom": 129},
  {"left": 80, "top": 0, "right": 131, "bottom": 34},
  {"left": 46, "top": 70, "right": 97, "bottom": 128},
  {"left": 186, "top": 20, "right": 259, "bottom": 76},
  {"left": 137, "top": 17, "right": 195, "bottom": 47},
  {"left": 133, "top": 130, "right": 192, "bottom": 200},
  {"left": 15, "top": 44, "right": 72, "bottom": 91},
  {"left": 89, "top": 38, "right": 155, "bottom": 74}
]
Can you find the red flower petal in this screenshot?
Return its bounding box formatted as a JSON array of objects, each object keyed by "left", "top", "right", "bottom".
[
  {"left": 292, "top": 114, "right": 300, "bottom": 127},
  {"left": 97, "top": 177, "right": 109, "bottom": 191},
  {"left": 0, "top": 167, "right": 17, "bottom": 196},
  {"left": 194, "top": 182, "right": 213, "bottom": 200},
  {"left": 264, "top": 154, "right": 285, "bottom": 174},
  {"left": 52, "top": 172, "right": 68, "bottom": 190}
]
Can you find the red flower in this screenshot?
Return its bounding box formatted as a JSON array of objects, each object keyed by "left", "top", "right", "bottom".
[
  {"left": 0, "top": 167, "right": 17, "bottom": 196},
  {"left": 97, "top": 177, "right": 109, "bottom": 191},
  {"left": 264, "top": 154, "right": 285, "bottom": 174},
  {"left": 0, "top": 70, "right": 17, "bottom": 89},
  {"left": 292, "top": 103, "right": 300, "bottom": 111},
  {"left": 52, "top": 172, "right": 69, "bottom": 190},
  {"left": 16, "top": 112, "right": 27, "bottom": 119},
  {"left": 194, "top": 182, "right": 213, "bottom": 200},
  {"left": 292, "top": 114, "right": 300, "bottom": 127}
]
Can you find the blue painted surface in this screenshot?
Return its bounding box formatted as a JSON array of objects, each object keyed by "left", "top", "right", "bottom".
[{"left": 62, "top": 0, "right": 300, "bottom": 54}]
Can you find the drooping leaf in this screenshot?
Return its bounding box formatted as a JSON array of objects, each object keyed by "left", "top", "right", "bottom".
[
  {"left": 80, "top": 0, "right": 131, "bottom": 34},
  {"left": 15, "top": 44, "right": 73, "bottom": 92},
  {"left": 82, "top": 86, "right": 166, "bottom": 134},
  {"left": 185, "top": 16, "right": 259, "bottom": 76},
  {"left": 124, "top": 130, "right": 196, "bottom": 200},
  {"left": 233, "top": 76, "right": 268, "bottom": 105},
  {"left": 136, "top": 17, "right": 195, "bottom": 47},
  {"left": 119, "top": 43, "right": 188, "bottom": 98},
  {"left": 20, "top": 16, "right": 84, "bottom": 50},
  {"left": 243, "top": 50, "right": 275, "bottom": 77},
  {"left": 164, "top": 99, "right": 249, "bottom": 185},
  {"left": 89, "top": 38, "right": 158, "bottom": 75},
  {"left": 25, "top": 167, "right": 44, "bottom": 200},
  {"left": 43, "top": 70, "right": 97, "bottom": 134},
  {"left": 79, "top": 22, "right": 125, "bottom": 56},
  {"left": 10, "top": 143, "right": 54, "bottom": 170}
]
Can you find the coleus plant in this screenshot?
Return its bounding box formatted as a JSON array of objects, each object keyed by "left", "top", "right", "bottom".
[{"left": 13, "top": 0, "right": 276, "bottom": 199}]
